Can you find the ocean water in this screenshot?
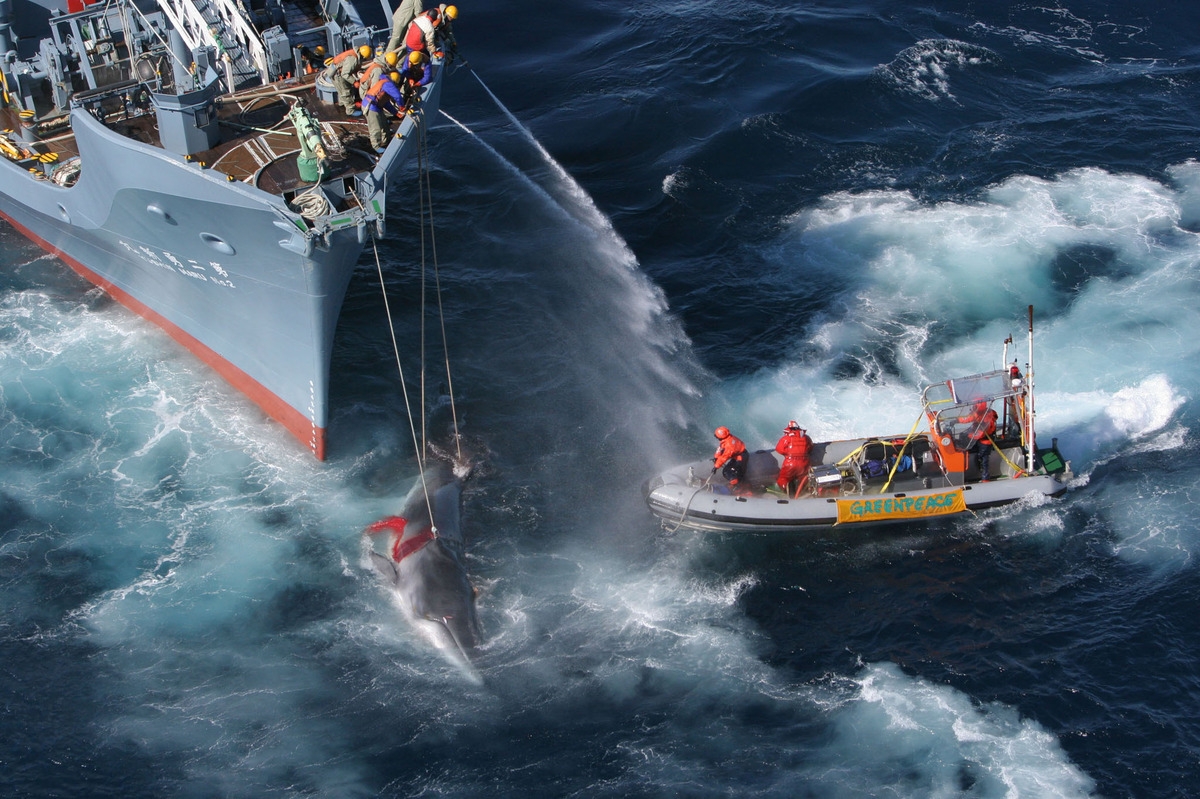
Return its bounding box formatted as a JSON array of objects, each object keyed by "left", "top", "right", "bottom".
[{"left": 3, "top": 0, "right": 1200, "bottom": 796}]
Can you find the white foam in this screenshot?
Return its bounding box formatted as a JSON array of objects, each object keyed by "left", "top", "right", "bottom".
[
  {"left": 820, "top": 662, "right": 1095, "bottom": 797},
  {"left": 876, "top": 39, "right": 998, "bottom": 102},
  {"left": 718, "top": 164, "right": 1200, "bottom": 560}
]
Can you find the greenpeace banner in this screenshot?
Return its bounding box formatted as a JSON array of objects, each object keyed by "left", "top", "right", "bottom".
[{"left": 836, "top": 489, "right": 966, "bottom": 524}]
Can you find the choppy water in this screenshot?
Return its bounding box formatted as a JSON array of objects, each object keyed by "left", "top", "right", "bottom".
[{"left": 4, "top": 1, "right": 1200, "bottom": 796}]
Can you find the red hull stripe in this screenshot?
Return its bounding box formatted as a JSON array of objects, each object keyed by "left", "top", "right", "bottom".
[{"left": 0, "top": 210, "right": 326, "bottom": 460}]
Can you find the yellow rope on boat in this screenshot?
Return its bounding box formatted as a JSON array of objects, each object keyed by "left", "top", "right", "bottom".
[
  {"left": 880, "top": 414, "right": 930, "bottom": 493},
  {"left": 986, "top": 436, "right": 1029, "bottom": 477}
]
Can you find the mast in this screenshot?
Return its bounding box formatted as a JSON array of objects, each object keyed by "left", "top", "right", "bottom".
[{"left": 1026, "top": 305, "right": 1035, "bottom": 472}]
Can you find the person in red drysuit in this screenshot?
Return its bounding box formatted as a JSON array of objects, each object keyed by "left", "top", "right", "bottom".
[
  {"left": 775, "top": 420, "right": 813, "bottom": 497},
  {"left": 957, "top": 401, "right": 998, "bottom": 481},
  {"left": 712, "top": 426, "right": 749, "bottom": 491}
]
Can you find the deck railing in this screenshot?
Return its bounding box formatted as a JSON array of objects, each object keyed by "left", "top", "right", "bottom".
[{"left": 156, "top": 0, "right": 269, "bottom": 88}]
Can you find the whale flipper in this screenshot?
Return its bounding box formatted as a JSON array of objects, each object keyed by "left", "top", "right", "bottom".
[{"left": 370, "top": 550, "right": 401, "bottom": 585}]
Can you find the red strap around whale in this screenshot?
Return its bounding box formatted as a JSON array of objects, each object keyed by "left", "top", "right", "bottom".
[
  {"left": 366, "top": 516, "right": 437, "bottom": 563},
  {"left": 392, "top": 527, "right": 436, "bottom": 562}
]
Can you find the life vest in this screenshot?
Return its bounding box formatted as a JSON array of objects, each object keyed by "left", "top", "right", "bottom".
[
  {"left": 775, "top": 431, "right": 813, "bottom": 461},
  {"left": 362, "top": 76, "right": 391, "bottom": 110},
  {"left": 981, "top": 409, "right": 998, "bottom": 438},
  {"left": 962, "top": 408, "right": 998, "bottom": 441},
  {"left": 330, "top": 48, "right": 359, "bottom": 67},
  {"left": 359, "top": 62, "right": 384, "bottom": 88},
  {"left": 714, "top": 434, "right": 747, "bottom": 468}
]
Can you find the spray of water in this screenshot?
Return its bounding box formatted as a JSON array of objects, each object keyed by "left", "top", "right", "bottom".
[
  {"left": 447, "top": 74, "right": 707, "bottom": 467},
  {"left": 440, "top": 110, "right": 592, "bottom": 235},
  {"left": 470, "top": 70, "right": 625, "bottom": 243}
]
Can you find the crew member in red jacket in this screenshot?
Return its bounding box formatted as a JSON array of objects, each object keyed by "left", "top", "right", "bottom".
[
  {"left": 957, "top": 401, "right": 998, "bottom": 481},
  {"left": 712, "top": 426, "right": 749, "bottom": 491},
  {"left": 775, "top": 420, "right": 813, "bottom": 497},
  {"left": 405, "top": 6, "right": 456, "bottom": 58}
]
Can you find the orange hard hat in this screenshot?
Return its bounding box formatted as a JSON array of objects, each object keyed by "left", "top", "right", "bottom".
[{"left": 714, "top": 426, "right": 730, "bottom": 440}]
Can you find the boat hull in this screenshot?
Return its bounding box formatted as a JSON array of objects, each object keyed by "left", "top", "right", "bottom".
[{"left": 645, "top": 439, "right": 1070, "bottom": 533}]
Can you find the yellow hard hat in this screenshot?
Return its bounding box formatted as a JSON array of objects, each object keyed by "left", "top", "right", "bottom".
[
  {"left": 314, "top": 45, "right": 325, "bottom": 56},
  {"left": 384, "top": 51, "right": 399, "bottom": 67},
  {"left": 443, "top": 5, "right": 458, "bottom": 20},
  {"left": 357, "top": 45, "right": 372, "bottom": 58},
  {"left": 408, "top": 51, "right": 427, "bottom": 65},
  {"left": 389, "top": 71, "right": 402, "bottom": 83}
]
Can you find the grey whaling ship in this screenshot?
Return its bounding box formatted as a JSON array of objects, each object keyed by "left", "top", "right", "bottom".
[{"left": 0, "top": 0, "right": 444, "bottom": 458}]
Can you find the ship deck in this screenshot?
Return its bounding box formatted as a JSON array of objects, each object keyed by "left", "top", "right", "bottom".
[{"left": 0, "top": 72, "right": 380, "bottom": 205}]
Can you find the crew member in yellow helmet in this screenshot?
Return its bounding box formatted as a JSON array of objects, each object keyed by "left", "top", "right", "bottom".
[
  {"left": 399, "top": 50, "right": 432, "bottom": 111},
  {"left": 357, "top": 49, "right": 401, "bottom": 102},
  {"left": 404, "top": 6, "right": 459, "bottom": 60},
  {"left": 322, "top": 45, "right": 372, "bottom": 116},
  {"left": 361, "top": 71, "right": 405, "bottom": 153},
  {"left": 300, "top": 44, "right": 326, "bottom": 74},
  {"left": 435, "top": 5, "right": 459, "bottom": 57}
]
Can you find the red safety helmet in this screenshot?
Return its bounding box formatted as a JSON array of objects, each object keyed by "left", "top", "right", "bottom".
[
  {"left": 714, "top": 426, "right": 730, "bottom": 440},
  {"left": 786, "top": 420, "right": 802, "bottom": 431}
]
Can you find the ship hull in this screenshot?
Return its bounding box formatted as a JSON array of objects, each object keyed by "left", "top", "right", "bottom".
[{"left": 0, "top": 70, "right": 442, "bottom": 459}]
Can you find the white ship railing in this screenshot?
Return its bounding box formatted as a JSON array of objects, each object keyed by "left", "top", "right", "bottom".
[{"left": 156, "top": 0, "right": 269, "bottom": 87}]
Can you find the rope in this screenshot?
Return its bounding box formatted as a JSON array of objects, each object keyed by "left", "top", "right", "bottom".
[
  {"left": 283, "top": 98, "right": 331, "bottom": 219},
  {"left": 363, "top": 103, "right": 464, "bottom": 536},
  {"left": 417, "top": 116, "right": 429, "bottom": 461},
  {"left": 355, "top": 97, "right": 468, "bottom": 539},
  {"left": 418, "top": 103, "right": 463, "bottom": 461},
  {"left": 983, "top": 435, "right": 1028, "bottom": 477},
  {"left": 663, "top": 472, "right": 714, "bottom": 534},
  {"left": 290, "top": 181, "right": 331, "bottom": 218},
  {"left": 352, "top": 113, "right": 434, "bottom": 528},
  {"left": 880, "top": 414, "right": 930, "bottom": 493},
  {"left": 369, "top": 230, "right": 437, "bottom": 534}
]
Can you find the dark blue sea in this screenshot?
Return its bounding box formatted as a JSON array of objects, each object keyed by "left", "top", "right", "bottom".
[{"left": 4, "top": 0, "right": 1200, "bottom": 795}]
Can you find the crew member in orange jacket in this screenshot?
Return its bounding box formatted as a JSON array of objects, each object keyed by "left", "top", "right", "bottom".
[
  {"left": 322, "top": 44, "right": 372, "bottom": 116},
  {"left": 361, "top": 71, "right": 405, "bottom": 152},
  {"left": 712, "top": 426, "right": 749, "bottom": 491},
  {"left": 775, "top": 420, "right": 813, "bottom": 497},
  {"left": 957, "top": 401, "right": 998, "bottom": 481}
]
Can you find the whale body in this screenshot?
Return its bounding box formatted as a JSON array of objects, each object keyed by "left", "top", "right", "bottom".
[{"left": 367, "top": 462, "right": 481, "bottom": 681}]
